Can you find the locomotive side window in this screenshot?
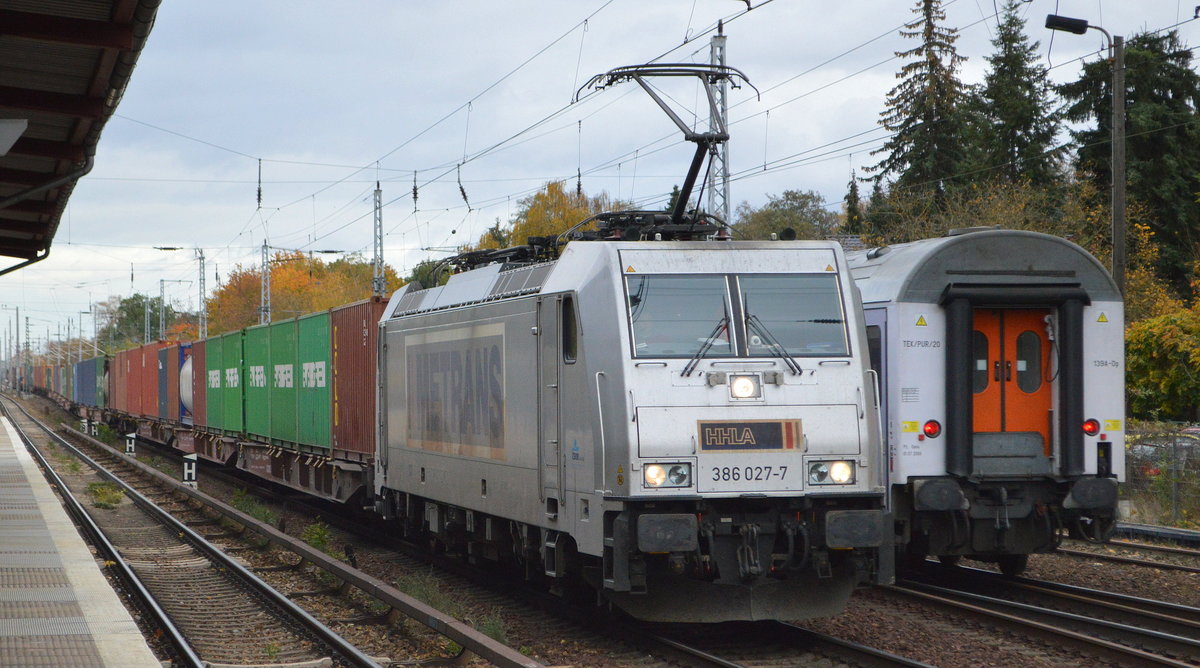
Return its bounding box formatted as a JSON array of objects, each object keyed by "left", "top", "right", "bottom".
[
  {"left": 562, "top": 295, "right": 578, "bottom": 364},
  {"left": 1016, "top": 330, "right": 1041, "bottom": 392},
  {"left": 740, "top": 274, "right": 848, "bottom": 356},
  {"left": 626, "top": 275, "right": 733, "bottom": 358},
  {"left": 972, "top": 330, "right": 988, "bottom": 393}
]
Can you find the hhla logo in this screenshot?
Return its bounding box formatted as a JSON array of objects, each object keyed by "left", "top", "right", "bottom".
[{"left": 703, "top": 426, "right": 756, "bottom": 446}]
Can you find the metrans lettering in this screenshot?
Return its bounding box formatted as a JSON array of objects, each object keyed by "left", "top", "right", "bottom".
[{"left": 406, "top": 335, "right": 504, "bottom": 451}]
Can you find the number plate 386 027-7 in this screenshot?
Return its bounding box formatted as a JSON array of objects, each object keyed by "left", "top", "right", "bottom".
[{"left": 699, "top": 457, "right": 802, "bottom": 492}]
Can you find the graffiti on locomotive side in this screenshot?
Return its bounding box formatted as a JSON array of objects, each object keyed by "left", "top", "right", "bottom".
[{"left": 406, "top": 325, "right": 504, "bottom": 455}]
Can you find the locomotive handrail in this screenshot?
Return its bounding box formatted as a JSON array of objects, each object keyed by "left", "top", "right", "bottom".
[{"left": 594, "top": 371, "right": 611, "bottom": 495}]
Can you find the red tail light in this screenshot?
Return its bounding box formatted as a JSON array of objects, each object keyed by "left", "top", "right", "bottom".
[
  {"left": 923, "top": 420, "right": 942, "bottom": 438},
  {"left": 1082, "top": 419, "right": 1100, "bottom": 436}
]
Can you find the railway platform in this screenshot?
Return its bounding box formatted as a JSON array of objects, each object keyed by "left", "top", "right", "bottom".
[{"left": 0, "top": 417, "right": 159, "bottom": 667}]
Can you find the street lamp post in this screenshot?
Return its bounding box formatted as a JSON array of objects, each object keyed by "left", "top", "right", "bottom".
[{"left": 1046, "top": 14, "right": 1125, "bottom": 295}]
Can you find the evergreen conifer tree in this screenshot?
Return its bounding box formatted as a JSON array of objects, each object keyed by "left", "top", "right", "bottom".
[
  {"left": 843, "top": 171, "right": 864, "bottom": 234},
  {"left": 972, "top": 0, "right": 1061, "bottom": 184},
  {"left": 864, "top": 182, "right": 898, "bottom": 240},
  {"left": 868, "top": 0, "right": 969, "bottom": 200},
  {"left": 1059, "top": 30, "right": 1200, "bottom": 292}
]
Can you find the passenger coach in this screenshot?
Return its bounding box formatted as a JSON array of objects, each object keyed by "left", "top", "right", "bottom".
[{"left": 848, "top": 228, "right": 1123, "bottom": 575}]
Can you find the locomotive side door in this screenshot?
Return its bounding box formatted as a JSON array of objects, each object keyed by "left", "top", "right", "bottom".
[
  {"left": 537, "top": 295, "right": 563, "bottom": 518},
  {"left": 971, "top": 308, "right": 1054, "bottom": 473}
]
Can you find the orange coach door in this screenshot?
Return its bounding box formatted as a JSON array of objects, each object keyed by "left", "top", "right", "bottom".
[{"left": 972, "top": 308, "right": 1053, "bottom": 454}]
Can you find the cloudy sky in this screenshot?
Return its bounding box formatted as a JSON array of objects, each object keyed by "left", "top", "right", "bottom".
[{"left": 3, "top": 0, "right": 1197, "bottom": 355}]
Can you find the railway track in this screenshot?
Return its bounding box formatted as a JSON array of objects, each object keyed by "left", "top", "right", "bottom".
[
  {"left": 26, "top": 392, "right": 1140, "bottom": 667},
  {"left": 1056, "top": 530, "right": 1200, "bottom": 574},
  {"left": 895, "top": 564, "right": 1200, "bottom": 667},
  {"left": 28, "top": 395, "right": 934, "bottom": 668},
  {"left": 1118, "top": 522, "right": 1200, "bottom": 548},
  {"left": 1, "top": 394, "right": 376, "bottom": 667},
  {"left": 1056, "top": 544, "right": 1200, "bottom": 573},
  {"left": 646, "top": 620, "right": 936, "bottom": 667}
]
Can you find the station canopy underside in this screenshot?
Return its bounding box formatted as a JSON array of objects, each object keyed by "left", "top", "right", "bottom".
[{"left": 0, "top": 0, "right": 159, "bottom": 271}]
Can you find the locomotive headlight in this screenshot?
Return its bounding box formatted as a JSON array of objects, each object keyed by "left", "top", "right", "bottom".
[
  {"left": 644, "top": 463, "right": 692, "bottom": 488},
  {"left": 667, "top": 464, "right": 691, "bottom": 486},
  {"left": 809, "top": 460, "right": 855, "bottom": 484},
  {"left": 829, "top": 460, "right": 855, "bottom": 484},
  {"left": 729, "top": 374, "right": 761, "bottom": 399},
  {"left": 645, "top": 464, "right": 667, "bottom": 487}
]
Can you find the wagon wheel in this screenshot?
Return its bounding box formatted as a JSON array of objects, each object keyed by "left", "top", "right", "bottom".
[
  {"left": 1075, "top": 516, "right": 1117, "bottom": 544},
  {"left": 996, "top": 553, "right": 1028, "bottom": 577},
  {"left": 937, "top": 554, "right": 961, "bottom": 567}
]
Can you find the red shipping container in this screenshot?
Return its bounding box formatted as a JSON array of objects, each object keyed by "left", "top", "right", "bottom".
[
  {"left": 111, "top": 350, "right": 128, "bottom": 413},
  {"left": 138, "top": 342, "right": 169, "bottom": 418},
  {"left": 120, "top": 348, "right": 135, "bottom": 415},
  {"left": 122, "top": 349, "right": 135, "bottom": 414},
  {"left": 192, "top": 340, "right": 207, "bottom": 426},
  {"left": 330, "top": 298, "right": 387, "bottom": 457}
]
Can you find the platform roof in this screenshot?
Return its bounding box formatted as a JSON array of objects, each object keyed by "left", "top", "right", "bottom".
[{"left": 0, "top": 0, "right": 160, "bottom": 274}]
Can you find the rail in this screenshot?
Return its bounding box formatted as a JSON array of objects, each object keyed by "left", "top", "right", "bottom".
[
  {"left": 0, "top": 396, "right": 203, "bottom": 667},
  {"left": 57, "top": 421, "right": 544, "bottom": 668}
]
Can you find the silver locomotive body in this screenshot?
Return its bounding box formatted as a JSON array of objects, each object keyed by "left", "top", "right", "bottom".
[
  {"left": 374, "top": 240, "right": 887, "bottom": 622},
  {"left": 847, "top": 229, "right": 1124, "bottom": 575}
]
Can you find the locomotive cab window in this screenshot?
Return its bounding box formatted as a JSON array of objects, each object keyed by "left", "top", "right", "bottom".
[
  {"left": 626, "top": 275, "right": 733, "bottom": 358},
  {"left": 740, "top": 274, "right": 849, "bottom": 356}
]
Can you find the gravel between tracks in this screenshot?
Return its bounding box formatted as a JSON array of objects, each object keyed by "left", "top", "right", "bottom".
[{"left": 798, "top": 547, "right": 1200, "bottom": 668}]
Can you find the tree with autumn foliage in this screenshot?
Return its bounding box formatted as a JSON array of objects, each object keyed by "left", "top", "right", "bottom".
[
  {"left": 1127, "top": 308, "right": 1200, "bottom": 420},
  {"left": 467, "top": 181, "right": 619, "bottom": 251},
  {"left": 94, "top": 293, "right": 195, "bottom": 351},
  {"left": 206, "top": 252, "right": 403, "bottom": 335}
]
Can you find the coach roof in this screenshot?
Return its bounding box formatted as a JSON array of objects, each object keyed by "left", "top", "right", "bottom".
[{"left": 846, "top": 229, "right": 1121, "bottom": 305}]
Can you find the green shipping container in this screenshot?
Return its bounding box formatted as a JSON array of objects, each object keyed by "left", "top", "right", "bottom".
[
  {"left": 297, "top": 312, "right": 331, "bottom": 449},
  {"left": 204, "top": 335, "right": 224, "bottom": 431},
  {"left": 268, "top": 319, "right": 297, "bottom": 444},
  {"left": 221, "top": 331, "right": 244, "bottom": 433},
  {"left": 244, "top": 325, "right": 270, "bottom": 439}
]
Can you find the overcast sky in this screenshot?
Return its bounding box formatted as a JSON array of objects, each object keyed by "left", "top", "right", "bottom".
[{"left": 3, "top": 0, "right": 1197, "bottom": 355}]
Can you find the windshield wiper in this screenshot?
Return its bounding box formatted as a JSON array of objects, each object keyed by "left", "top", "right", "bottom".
[
  {"left": 746, "top": 314, "right": 803, "bottom": 375},
  {"left": 682, "top": 317, "right": 729, "bottom": 377}
]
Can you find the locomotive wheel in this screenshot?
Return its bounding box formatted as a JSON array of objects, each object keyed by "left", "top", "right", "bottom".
[
  {"left": 937, "top": 554, "right": 961, "bottom": 567},
  {"left": 996, "top": 553, "right": 1028, "bottom": 577}
]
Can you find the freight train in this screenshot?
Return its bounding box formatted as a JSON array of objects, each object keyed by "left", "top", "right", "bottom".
[
  {"left": 13, "top": 59, "right": 1124, "bottom": 618},
  {"left": 18, "top": 225, "right": 1125, "bottom": 617},
  {"left": 847, "top": 227, "right": 1124, "bottom": 576},
  {"left": 21, "top": 211, "right": 891, "bottom": 623}
]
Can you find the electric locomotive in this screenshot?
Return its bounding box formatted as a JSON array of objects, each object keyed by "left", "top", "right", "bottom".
[
  {"left": 373, "top": 212, "right": 888, "bottom": 622},
  {"left": 847, "top": 228, "right": 1123, "bottom": 575}
]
